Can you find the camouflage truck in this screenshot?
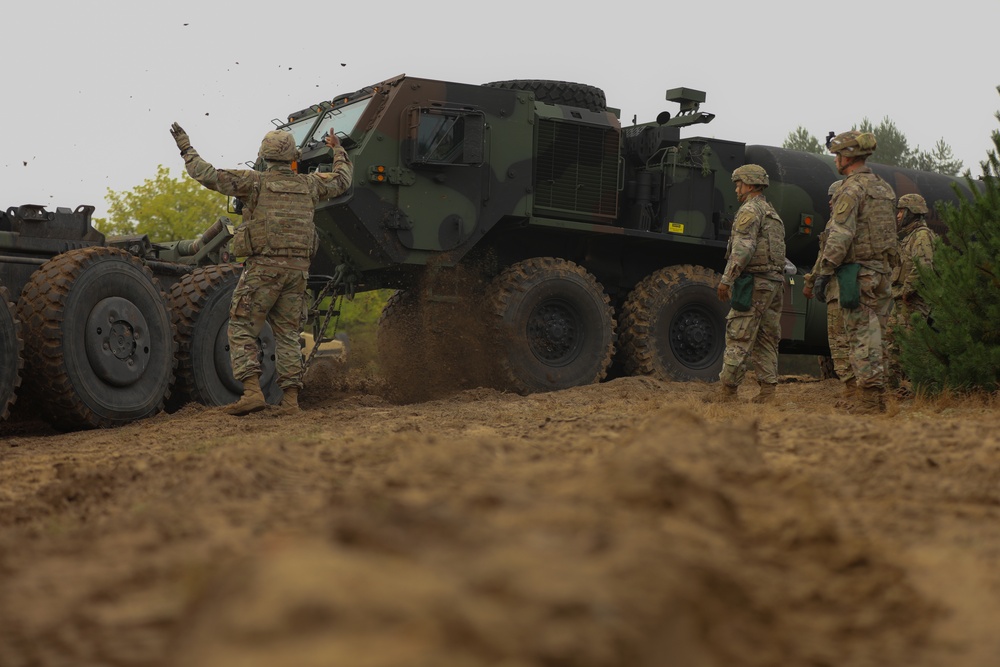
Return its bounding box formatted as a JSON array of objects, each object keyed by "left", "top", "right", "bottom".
[
  {"left": 0, "top": 205, "right": 284, "bottom": 429},
  {"left": 267, "top": 74, "right": 970, "bottom": 395}
]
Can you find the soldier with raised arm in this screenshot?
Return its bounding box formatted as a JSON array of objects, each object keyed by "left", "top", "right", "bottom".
[{"left": 170, "top": 124, "right": 353, "bottom": 416}]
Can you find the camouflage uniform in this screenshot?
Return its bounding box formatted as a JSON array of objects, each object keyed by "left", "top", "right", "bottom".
[
  {"left": 886, "top": 194, "right": 936, "bottom": 384},
  {"left": 804, "top": 184, "right": 853, "bottom": 385},
  {"left": 818, "top": 132, "right": 897, "bottom": 399},
  {"left": 175, "top": 128, "right": 353, "bottom": 390},
  {"left": 718, "top": 166, "right": 786, "bottom": 392}
]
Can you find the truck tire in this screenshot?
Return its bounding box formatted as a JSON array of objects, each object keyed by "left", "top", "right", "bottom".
[
  {"left": 16, "top": 247, "right": 176, "bottom": 430},
  {"left": 487, "top": 257, "right": 615, "bottom": 394},
  {"left": 482, "top": 80, "right": 607, "bottom": 112},
  {"left": 1, "top": 282, "right": 23, "bottom": 421},
  {"left": 619, "top": 265, "right": 728, "bottom": 382},
  {"left": 169, "top": 264, "right": 282, "bottom": 408}
]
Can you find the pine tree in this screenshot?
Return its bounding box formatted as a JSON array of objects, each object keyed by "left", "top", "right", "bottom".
[
  {"left": 898, "top": 90, "right": 1000, "bottom": 391},
  {"left": 782, "top": 126, "right": 825, "bottom": 154}
]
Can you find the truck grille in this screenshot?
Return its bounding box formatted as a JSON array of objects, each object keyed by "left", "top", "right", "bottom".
[{"left": 534, "top": 119, "right": 619, "bottom": 222}]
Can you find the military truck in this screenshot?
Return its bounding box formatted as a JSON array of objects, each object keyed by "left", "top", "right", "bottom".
[
  {"left": 0, "top": 205, "right": 283, "bottom": 429},
  {"left": 266, "top": 74, "right": 970, "bottom": 396}
]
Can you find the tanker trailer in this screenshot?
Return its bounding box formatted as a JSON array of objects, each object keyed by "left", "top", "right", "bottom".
[{"left": 263, "top": 74, "right": 973, "bottom": 395}]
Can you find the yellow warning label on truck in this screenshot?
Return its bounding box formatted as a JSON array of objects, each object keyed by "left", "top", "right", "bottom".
[{"left": 667, "top": 222, "right": 684, "bottom": 234}]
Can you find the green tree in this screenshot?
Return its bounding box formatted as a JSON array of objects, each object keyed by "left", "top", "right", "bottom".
[
  {"left": 95, "top": 165, "right": 229, "bottom": 241},
  {"left": 782, "top": 118, "right": 963, "bottom": 175},
  {"left": 856, "top": 117, "right": 915, "bottom": 169},
  {"left": 782, "top": 126, "right": 825, "bottom": 154},
  {"left": 898, "top": 90, "right": 1000, "bottom": 391},
  {"left": 913, "top": 139, "right": 964, "bottom": 176}
]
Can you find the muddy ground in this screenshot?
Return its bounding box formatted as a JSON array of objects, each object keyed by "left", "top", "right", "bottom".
[{"left": 1, "top": 365, "right": 999, "bottom": 667}]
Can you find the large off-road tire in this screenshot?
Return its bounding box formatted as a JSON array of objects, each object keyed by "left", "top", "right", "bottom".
[
  {"left": 618, "top": 265, "right": 729, "bottom": 382},
  {"left": 486, "top": 257, "right": 616, "bottom": 394},
  {"left": 17, "top": 247, "right": 176, "bottom": 430},
  {"left": 1, "top": 282, "right": 23, "bottom": 421},
  {"left": 482, "top": 80, "right": 607, "bottom": 112},
  {"left": 169, "top": 264, "right": 282, "bottom": 408}
]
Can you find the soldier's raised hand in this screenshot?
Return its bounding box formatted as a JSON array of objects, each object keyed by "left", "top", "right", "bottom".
[
  {"left": 324, "top": 128, "right": 341, "bottom": 149},
  {"left": 170, "top": 122, "right": 191, "bottom": 152}
]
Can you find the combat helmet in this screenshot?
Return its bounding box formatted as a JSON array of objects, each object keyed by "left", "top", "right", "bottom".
[
  {"left": 828, "top": 130, "right": 877, "bottom": 157},
  {"left": 827, "top": 180, "right": 844, "bottom": 197},
  {"left": 897, "top": 193, "right": 929, "bottom": 215},
  {"left": 731, "top": 164, "right": 769, "bottom": 187},
  {"left": 258, "top": 130, "right": 300, "bottom": 162}
]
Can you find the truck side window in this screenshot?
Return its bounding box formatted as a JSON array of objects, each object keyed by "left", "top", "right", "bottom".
[{"left": 409, "top": 109, "right": 485, "bottom": 166}]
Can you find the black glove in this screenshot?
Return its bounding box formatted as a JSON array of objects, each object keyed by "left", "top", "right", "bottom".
[
  {"left": 813, "top": 274, "right": 831, "bottom": 303},
  {"left": 170, "top": 122, "right": 191, "bottom": 153}
]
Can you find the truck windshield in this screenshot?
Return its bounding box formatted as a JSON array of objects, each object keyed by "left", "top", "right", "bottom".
[{"left": 305, "top": 98, "right": 371, "bottom": 148}]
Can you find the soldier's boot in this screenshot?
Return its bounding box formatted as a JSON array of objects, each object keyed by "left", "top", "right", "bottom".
[
  {"left": 751, "top": 383, "right": 777, "bottom": 404},
  {"left": 275, "top": 387, "right": 301, "bottom": 416},
  {"left": 702, "top": 383, "right": 739, "bottom": 404},
  {"left": 842, "top": 377, "right": 858, "bottom": 397},
  {"left": 847, "top": 386, "right": 886, "bottom": 415},
  {"left": 224, "top": 375, "right": 267, "bottom": 416}
]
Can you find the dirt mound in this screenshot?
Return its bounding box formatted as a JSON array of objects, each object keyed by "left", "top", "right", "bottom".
[{"left": 1, "top": 378, "right": 997, "bottom": 666}]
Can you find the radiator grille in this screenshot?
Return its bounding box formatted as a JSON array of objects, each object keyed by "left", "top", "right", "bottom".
[{"left": 534, "top": 120, "right": 619, "bottom": 222}]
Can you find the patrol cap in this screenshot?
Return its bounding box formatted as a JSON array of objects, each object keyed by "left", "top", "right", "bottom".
[
  {"left": 828, "top": 130, "right": 877, "bottom": 157},
  {"left": 258, "top": 130, "right": 300, "bottom": 162},
  {"left": 731, "top": 164, "right": 769, "bottom": 187},
  {"left": 897, "top": 193, "right": 929, "bottom": 215}
]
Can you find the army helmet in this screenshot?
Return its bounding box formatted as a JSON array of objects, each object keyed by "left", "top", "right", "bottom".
[
  {"left": 897, "top": 193, "right": 929, "bottom": 215},
  {"left": 258, "top": 130, "right": 300, "bottom": 162},
  {"left": 732, "top": 164, "right": 769, "bottom": 187},
  {"left": 827, "top": 180, "right": 844, "bottom": 197},
  {"left": 828, "top": 130, "right": 877, "bottom": 157}
]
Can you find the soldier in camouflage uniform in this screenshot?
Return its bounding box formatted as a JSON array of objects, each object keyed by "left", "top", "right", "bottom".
[
  {"left": 804, "top": 180, "right": 855, "bottom": 394},
  {"left": 704, "top": 164, "right": 786, "bottom": 404},
  {"left": 813, "top": 131, "right": 897, "bottom": 413},
  {"left": 170, "top": 123, "right": 353, "bottom": 415},
  {"left": 885, "top": 193, "right": 937, "bottom": 386}
]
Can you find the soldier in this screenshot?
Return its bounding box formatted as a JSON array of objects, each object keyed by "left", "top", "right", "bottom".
[
  {"left": 886, "top": 193, "right": 937, "bottom": 386},
  {"left": 813, "top": 131, "right": 897, "bottom": 413},
  {"left": 804, "top": 180, "right": 855, "bottom": 394},
  {"left": 704, "top": 164, "right": 786, "bottom": 404},
  {"left": 170, "top": 123, "right": 353, "bottom": 415}
]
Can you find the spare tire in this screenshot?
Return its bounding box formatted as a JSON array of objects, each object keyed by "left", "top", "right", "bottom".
[{"left": 482, "top": 80, "right": 606, "bottom": 112}]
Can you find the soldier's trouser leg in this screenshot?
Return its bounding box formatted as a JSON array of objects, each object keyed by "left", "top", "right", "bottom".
[
  {"left": 719, "top": 277, "right": 782, "bottom": 386},
  {"left": 748, "top": 278, "right": 782, "bottom": 385},
  {"left": 841, "top": 269, "right": 891, "bottom": 390},
  {"left": 230, "top": 262, "right": 309, "bottom": 389},
  {"left": 826, "top": 299, "right": 853, "bottom": 382},
  {"left": 269, "top": 271, "right": 309, "bottom": 390}
]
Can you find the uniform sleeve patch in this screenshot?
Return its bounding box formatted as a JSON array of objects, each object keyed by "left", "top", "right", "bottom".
[
  {"left": 834, "top": 197, "right": 854, "bottom": 216},
  {"left": 733, "top": 210, "right": 756, "bottom": 231}
]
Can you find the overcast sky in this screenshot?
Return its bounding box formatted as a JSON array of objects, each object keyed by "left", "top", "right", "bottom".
[{"left": 3, "top": 1, "right": 997, "bottom": 222}]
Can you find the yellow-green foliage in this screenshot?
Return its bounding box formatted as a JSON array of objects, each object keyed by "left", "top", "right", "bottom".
[{"left": 95, "top": 165, "right": 230, "bottom": 241}]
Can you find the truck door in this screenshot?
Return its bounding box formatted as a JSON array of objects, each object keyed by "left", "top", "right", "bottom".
[{"left": 397, "top": 107, "right": 486, "bottom": 252}]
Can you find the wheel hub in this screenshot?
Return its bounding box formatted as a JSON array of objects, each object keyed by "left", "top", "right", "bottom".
[
  {"left": 669, "top": 306, "right": 717, "bottom": 366},
  {"left": 527, "top": 301, "right": 580, "bottom": 365},
  {"left": 85, "top": 297, "right": 150, "bottom": 387}
]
